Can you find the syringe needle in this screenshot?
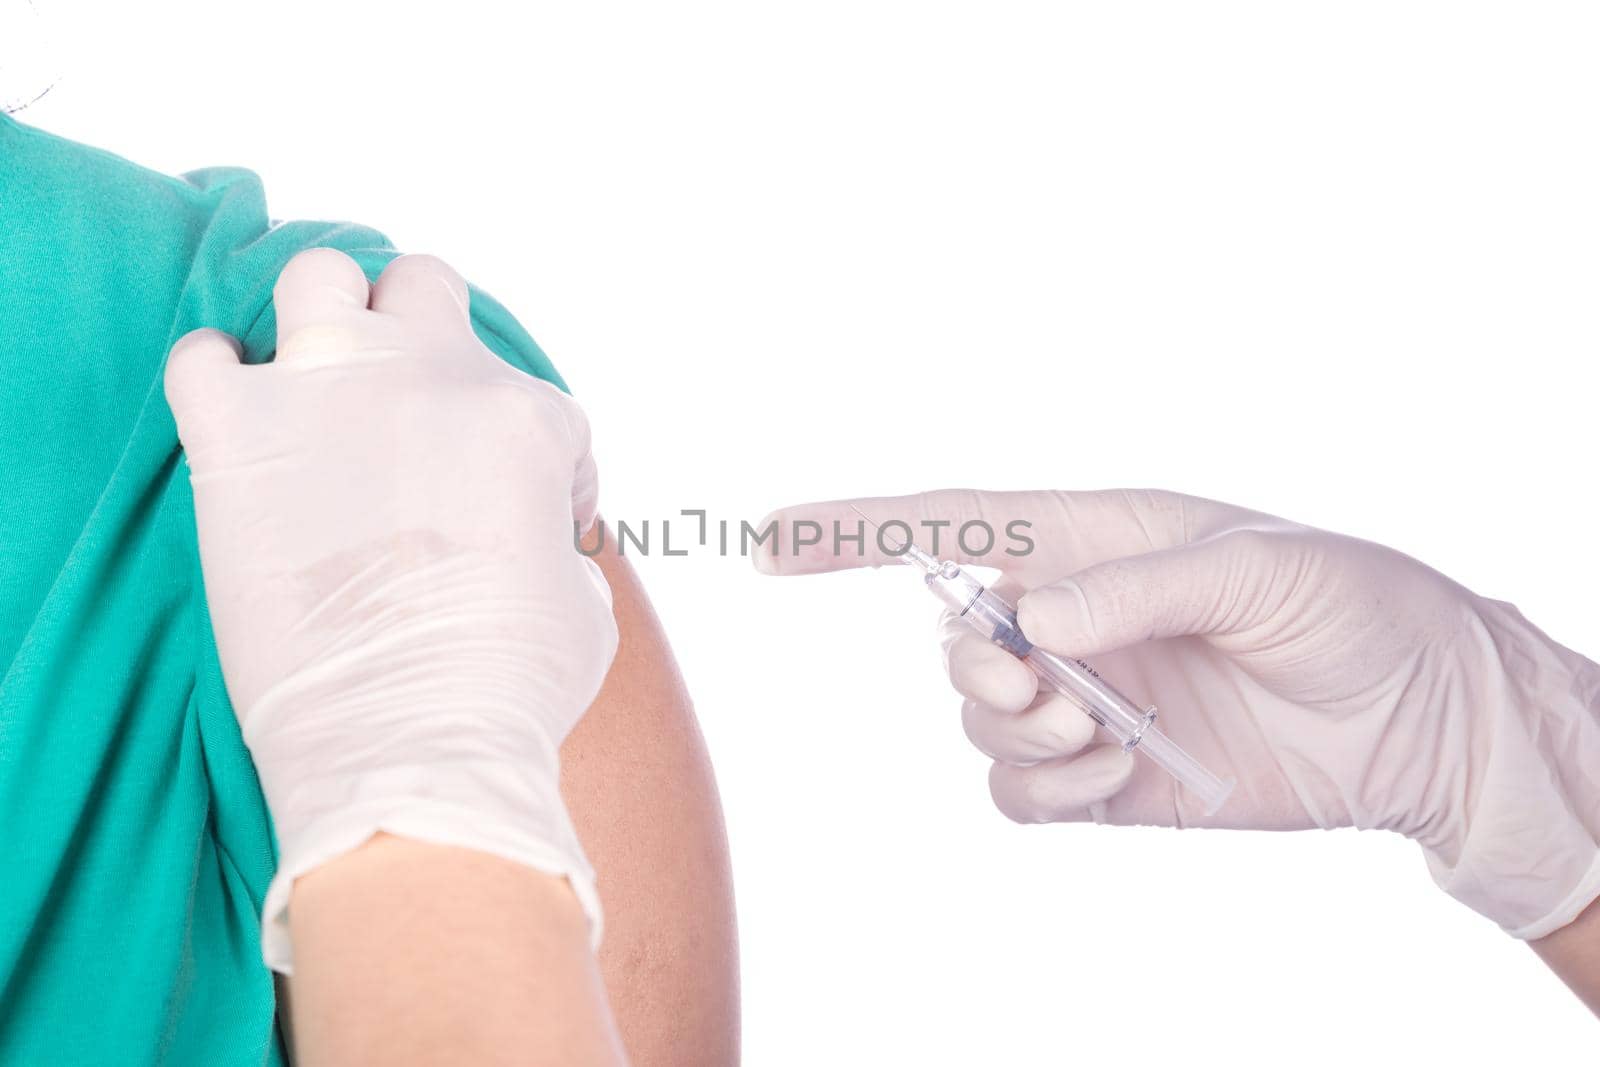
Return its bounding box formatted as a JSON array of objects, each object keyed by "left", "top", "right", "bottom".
[{"left": 848, "top": 503, "right": 911, "bottom": 555}]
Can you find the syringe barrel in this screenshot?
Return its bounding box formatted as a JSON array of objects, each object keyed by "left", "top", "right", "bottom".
[
  {"left": 1128, "top": 721, "right": 1235, "bottom": 815},
  {"left": 1021, "top": 644, "right": 1155, "bottom": 747},
  {"left": 935, "top": 575, "right": 1235, "bottom": 815},
  {"left": 1025, "top": 646, "right": 1234, "bottom": 814}
]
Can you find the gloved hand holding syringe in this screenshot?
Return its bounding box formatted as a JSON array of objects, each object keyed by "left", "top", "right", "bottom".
[
  {"left": 850, "top": 505, "right": 1235, "bottom": 814},
  {"left": 756, "top": 488, "right": 1600, "bottom": 983}
]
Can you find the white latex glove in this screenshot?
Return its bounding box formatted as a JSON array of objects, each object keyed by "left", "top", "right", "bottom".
[
  {"left": 756, "top": 489, "right": 1600, "bottom": 940},
  {"left": 164, "top": 248, "right": 618, "bottom": 972}
]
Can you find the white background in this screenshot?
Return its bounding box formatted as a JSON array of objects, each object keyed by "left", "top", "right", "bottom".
[{"left": 17, "top": 0, "right": 1598, "bottom": 1061}]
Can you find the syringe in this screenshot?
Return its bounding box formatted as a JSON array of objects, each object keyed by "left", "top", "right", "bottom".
[{"left": 856, "top": 509, "right": 1235, "bottom": 814}]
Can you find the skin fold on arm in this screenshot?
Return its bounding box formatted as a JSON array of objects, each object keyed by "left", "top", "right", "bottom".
[{"left": 280, "top": 526, "right": 739, "bottom": 1065}]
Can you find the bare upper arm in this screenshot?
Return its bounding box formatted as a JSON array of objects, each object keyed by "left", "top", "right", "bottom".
[
  {"left": 559, "top": 526, "right": 740, "bottom": 1065},
  {"left": 276, "top": 525, "right": 739, "bottom": 1064}
]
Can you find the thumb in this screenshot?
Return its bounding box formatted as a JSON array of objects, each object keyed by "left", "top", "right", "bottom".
[
  {"left": 164, "top": 327, "right": 244, "bottom": 443},
  {"left": 554, "top": 390, "right": 601, "bottom": 535},
  {"left": 514, "top": 382, "right": 605, "bottom": 535},
  {"left": 369, "top": 253, "right": 473, "bottom": 328},
  {"left": 570, "top": 431, "right": 600, "bottom": 537},
  {"left": 1016, "top": 531, "right": 1267, "bottom": 658}
]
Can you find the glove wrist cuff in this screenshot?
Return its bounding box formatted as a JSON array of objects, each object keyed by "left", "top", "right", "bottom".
[
  {"left": 257, "top": 763, "right": 600, "bottom": 974},
  {"left": 1423, "top": 599, "right": 1600, "bottom": 938}
]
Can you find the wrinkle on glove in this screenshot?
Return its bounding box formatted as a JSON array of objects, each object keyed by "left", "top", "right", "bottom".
[{"left": 1426, "top": 599, "right": 1600, "bottom": 938}]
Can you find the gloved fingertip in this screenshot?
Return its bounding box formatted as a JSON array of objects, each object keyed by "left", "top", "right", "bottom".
[
  {"left": 1031, "top": 691, "right": 1099, "bottom": 755},
  {"left": 989, "top": 744, "right": 1134, "bottom": 824},
  {"left": 1017, "top": 581, "right": 1094, "bottom": 655},
  {"left": 164, "top": 327, "right": 243, "bottom": 417},
  {"left": 168, "top": 325, "right": 243, "bottom": 362},
  {"left": 749, "top": 508, "right": 840, "bottom": 576},
  {"left": 948, "top": 634, "right": 1037, "bottom": 712},
  {"left": 571, "top": 453, "right": 600, "bottom": 535},
  {"left": 989, "top": 760, "right": 1063, "bottom": 825},
  {"left": 1080, "top": 742, "right": 1138, "bottom": 795},
  {"left": 746, "top": 499, "right": 912, "bottom": 575},
  {"left": 963, "top": 689, "right": 1096, "bottom": 765},
  {"left": 270, "top": 249, "right": 376, "bottom": 367},
  {"left": 747, "top": 510, "right": 786, "bottom": 574},
  {"left": 274, "top": 247, "right": 371, "bottom": 316},
  {"left": 275, "top": 247, "right": 370, "bottom": 297},
  {"left": 370, "top": 253, "right": 472, "bottom": 325}
]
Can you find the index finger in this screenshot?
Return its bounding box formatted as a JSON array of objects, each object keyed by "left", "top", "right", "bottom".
[
  {"left": 748, "top": 490, "right": 1029, "bottom": 575},
  {"left": 748, "top": 488, "right": 1250, "bottom": 577}
]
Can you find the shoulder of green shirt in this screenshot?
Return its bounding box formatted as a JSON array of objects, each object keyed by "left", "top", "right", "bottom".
[{"left": 0, "top": 109, "right": 567, "bottom": 392}]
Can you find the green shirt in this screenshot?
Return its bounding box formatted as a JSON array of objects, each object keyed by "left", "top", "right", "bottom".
[{"left": 0, "top": 110, "right": 566, "bottom": 1064}]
